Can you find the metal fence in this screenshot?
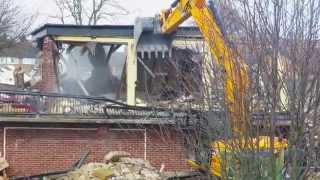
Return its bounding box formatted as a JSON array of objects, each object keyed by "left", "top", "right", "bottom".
[
  {"left": 0, "top": 90, "right": 189, "bottom": 119},
  {"left": 0, "top": 90, "right": 292, "bottom": 126}
]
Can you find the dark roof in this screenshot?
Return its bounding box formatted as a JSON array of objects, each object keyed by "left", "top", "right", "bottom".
[
  {"left": 31, "top": 24, "right": 134, "bottom": 39},
  {"left": 31, "top": 23, "right": 202, "bottom": 41},
  {"left": 0, "top": 83, "right": 22, "bottom": 91},
  {"left": 0, "top": 41, "right": 39, "bottom": 58}
]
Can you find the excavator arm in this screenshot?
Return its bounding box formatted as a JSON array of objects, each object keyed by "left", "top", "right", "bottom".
[
  {"left": 155, "top": 1, "right": 288, "bottom": 178},
  {"left": 135, "top": 0, "right": 287, "bottom": 178},
  {"left": 159, "top": 0, "right": 249, "bottom": 137}
]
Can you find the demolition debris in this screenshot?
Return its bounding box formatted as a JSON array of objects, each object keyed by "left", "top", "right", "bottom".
[{"left": 47, "top": 151, "right": 166, "bottom": 180}]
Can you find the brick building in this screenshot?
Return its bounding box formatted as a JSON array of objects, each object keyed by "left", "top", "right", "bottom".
[
  {"left": 0, "top": 24, "right": 197, "bottom": 177},
  {"left": 0, "top": 125, "right": 189, "bottom": 176}
]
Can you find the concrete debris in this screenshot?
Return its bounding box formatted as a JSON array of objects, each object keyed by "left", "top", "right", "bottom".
[
  {"left": 308, "top": 172, "right": 320, "bottom": 180},
  {"left": 0, "top": 158, "right": 8, "bottom": 179},
  {"left": 92, "top": 166, "right": 114, "bottom": 179},
  {"left": 0, "top": 158, "right": 9, "bottom": 172},
  {"left": 51, "top": 151, "right": 166, "bottom": 180},
  {"left": 103, "top": 151, "right": 131, "bottom": 163}
]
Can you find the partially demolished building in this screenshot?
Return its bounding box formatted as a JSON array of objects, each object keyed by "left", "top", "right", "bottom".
[
  {"left": 0, "top": 24, "right": 203, "bottom": 176},
  {"left": 0, "top": 21, "right": 292, "bottom": 177}
]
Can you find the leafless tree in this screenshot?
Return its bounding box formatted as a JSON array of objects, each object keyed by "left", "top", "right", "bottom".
[
  {"left": 140, "top": 0, "right": 320, "bottom": 179},
  {"left": 0, "top": 0, "right": 34, "bottom": 50},
  {"left": 53, "top": 0, "right": 129, "bottom": 25},
  {"left": 227, "top": 0, "right": 320, "bottom": 179},
  {"left": 184, "top": 0, "right": 320, "bottom": 179}
]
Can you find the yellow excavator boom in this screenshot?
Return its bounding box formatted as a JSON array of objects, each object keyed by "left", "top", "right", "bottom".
[
  {"left": 160, "top": 0, "right": 249, "bottom": 137},
  {"left": 155, "top": 0, "right": 288, "bottom": 177},
  {"left": 132, "top": 0, "right": 287, "bottom": 177}
]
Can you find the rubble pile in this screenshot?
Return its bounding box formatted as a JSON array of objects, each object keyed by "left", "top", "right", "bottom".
[
  {"left": 308, "top": 172, "right": 320, "bottom": 180},
  {"left": 52, "top": 151, "right": 166, "bottom": 180}
]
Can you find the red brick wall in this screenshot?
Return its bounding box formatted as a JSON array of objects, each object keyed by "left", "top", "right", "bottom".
[
  {"left": 0, "top": 126, "right": 189, "bottom": 177},
  {"left": 32, "top": 37, "right": 59, "bottom": 93},
  {"left": 147, "top": 128, "right": 189, "bottom": 171},
  {"left": 107, "top": 129, "right": 145, "bottom": 159}
]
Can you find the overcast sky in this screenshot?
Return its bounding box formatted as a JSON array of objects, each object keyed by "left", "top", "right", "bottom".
[{"left": 15, "top": 0, "right": 174, "bottom": 29}]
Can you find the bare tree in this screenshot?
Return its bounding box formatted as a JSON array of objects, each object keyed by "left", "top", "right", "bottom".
[
  {"left": 229, "top": 0, "right": 320, "bottom": 179},
  {"left": 189, "top": 0, "right": 320, "bottom": 179},
  {"left": 145, "top": 0, "right": 320, "bottom": 179},
  {"left": 0, "top": 0, "right": 34, "bottom": 50},
  {"left": 53, "top": 0, "right": 129, "bottom": 25}
]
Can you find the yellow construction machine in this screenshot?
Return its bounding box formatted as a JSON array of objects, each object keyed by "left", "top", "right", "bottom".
[{"left": 135, "top": 0, "right": 288, "bottom": 178}]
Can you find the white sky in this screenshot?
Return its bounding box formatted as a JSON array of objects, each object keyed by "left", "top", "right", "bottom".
[{"left": 15, "top": 0, "right": 174, "bottom": 29}]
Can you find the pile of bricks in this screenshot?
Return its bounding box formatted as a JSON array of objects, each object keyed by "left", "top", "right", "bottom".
[{"left": 51, "top": 151, "right": 165, "bottom": 180}]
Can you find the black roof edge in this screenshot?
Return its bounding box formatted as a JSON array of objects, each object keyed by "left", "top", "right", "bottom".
[
  {"left": 31, "top": 23, "right": 135, "bottom": 36},
  {"left": 31, "top": 23, "right": 201, "bottom": 37}
]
